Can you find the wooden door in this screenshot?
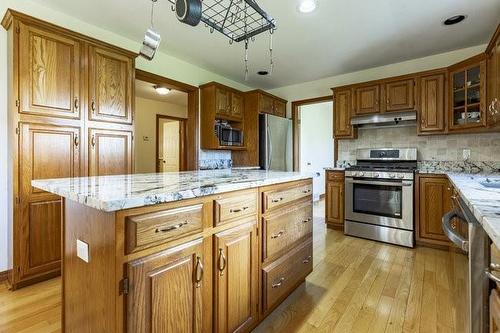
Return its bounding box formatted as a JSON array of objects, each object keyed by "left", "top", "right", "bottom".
[
  {"left": 159, "top": 120, "right": 180, "bottom": 172},
  {"left": 214, "top": 221, "right": 258, "bottom": 333},
  {"left": 274, "top": 100, "right": 286, "bottom": 118},
  {"left": 127, "top": 238, "right": 205, "bottom": 333},
  {"left": 18, "top": 122, "right": 80, "bottom": 281},
  {"left": 354, "top": 84, "right": 380, "bottom": 115},
  {"left": 384, "top": 79, "right": 415, "bottom": 112},
  {"left": 326, "top": 181, "right": 344, "bottom": 227},
  {"left": 88, "top": 128, "right": 132, "bottom": 176},
  {"left": 333, "top": 89, "right": 352, "bottom": 138},
  {"left": 88, "top": 45, "right": 133, "bottom": 124},
  {"left": 231, "top": 92, "right": 244, "bottom": 120},
  {"left": 419, "top": 73, "right": 446, "bottom": 133},
  {"left": 417, "top": 176, "right": 452, "bottom": 246},
  {"left": 259, "top": 94, "right": 274, "bottom": 114},
  {"left": 18, "top": 22, "right": 81, "bottom": 119},
  {"left": 216, "top": 87, "right": 231, "bottom": 116}
]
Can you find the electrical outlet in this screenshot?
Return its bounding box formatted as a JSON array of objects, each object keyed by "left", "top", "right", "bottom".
[
  {"left": 76, "top": 239, "right": 89, "bottom": 263},
  {"left": 462, "top": 149, "right": 471, "bottom": 161}
]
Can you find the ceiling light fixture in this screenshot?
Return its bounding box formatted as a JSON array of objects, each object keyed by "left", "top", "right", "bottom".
[
  {"left": 154, "top": 85, "right": 171, "bottom": 95},
  {"left": 443, "top": 15, "right": 466, "bottom": 26},
  {"left": 298, "top": 0, "right": 317, "bottom": 13}
]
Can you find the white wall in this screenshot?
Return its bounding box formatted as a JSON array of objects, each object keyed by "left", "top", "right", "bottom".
[
  {"left": 269, "top": 45, "right": 487, "bottom": 115},
  {"left": 134, "top": 97, "right": 187, "bottom": 173},
  {"left": 299, "top": 102, "right": 334, "bottom": 201}
]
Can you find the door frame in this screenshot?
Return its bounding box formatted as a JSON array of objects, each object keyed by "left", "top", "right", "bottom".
[
  {"left": 135, "top": 69, "right": 199, "bottom": 170},
  {"left": 291, "top": 95, "right": 335, "bottom": 171},
  {"left": 156, "top": 115, "right": 186, "bottom": 172}
]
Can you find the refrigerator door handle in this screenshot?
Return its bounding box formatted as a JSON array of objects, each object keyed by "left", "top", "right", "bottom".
[{"left": 267, "top": 124, "right": 273, "bottom": 170}]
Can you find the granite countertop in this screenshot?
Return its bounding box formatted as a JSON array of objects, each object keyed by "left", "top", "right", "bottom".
[
  {"left": 446, "top": 173, "right": 500, "bottom": 248},
  {"left": 32, "top": 170, "right": 313, "bottom": 212},
  {"left": 324, "top": 167, "right": 345, "bottom": 171}
]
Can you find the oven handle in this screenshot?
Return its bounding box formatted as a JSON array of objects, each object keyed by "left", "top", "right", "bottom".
[
  {"left": 441, "top": 209, "right": 469, "bottom": 253},
  {"left": 345, "top": 178, "right": 413, "bottom": 187}
]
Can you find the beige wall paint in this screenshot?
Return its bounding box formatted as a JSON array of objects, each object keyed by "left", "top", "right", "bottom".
[{"left": 135, "top": 97, "right": 187, "bottom": 173}]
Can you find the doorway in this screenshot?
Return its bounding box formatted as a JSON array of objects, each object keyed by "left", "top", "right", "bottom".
[{"left": 156, "top": 115, "right": 185, "bottom": 172}]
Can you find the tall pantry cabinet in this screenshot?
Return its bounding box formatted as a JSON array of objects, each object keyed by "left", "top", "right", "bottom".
[{"left": 2, "top": 10, "right": 136, "bottom": 288}]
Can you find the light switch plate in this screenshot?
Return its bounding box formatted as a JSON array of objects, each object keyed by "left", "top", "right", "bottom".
[{"left": 76, "top": 239, "right": 89, "bottom": 263}]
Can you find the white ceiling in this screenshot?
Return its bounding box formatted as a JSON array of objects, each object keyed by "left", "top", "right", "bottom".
[
  {"left": 33, "top": 0, "right": 500, "bottom": 89},
  {"left": 135, "top": 79, "right": 188, "bottom": 106}
]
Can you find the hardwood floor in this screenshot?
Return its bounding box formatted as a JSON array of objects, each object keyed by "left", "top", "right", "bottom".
[{"left": 0, "top": 200, "right": 458, "bottom": 333}]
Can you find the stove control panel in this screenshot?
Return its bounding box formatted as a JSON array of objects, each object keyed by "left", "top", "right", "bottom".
[{"left": 345, "top": 170, "right": 414, "bottom": 180}]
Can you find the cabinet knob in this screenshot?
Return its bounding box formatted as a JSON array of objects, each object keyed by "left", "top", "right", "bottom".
[
  {"left": 91, "top": 100, "right": 96, "bottom": 113},
  {"left": 74, "top": 135, "right": 79, "bottom": 147},
  {"left": 74, "top": 98, "right": 79, "bottom": 110},
  {"left": 91, "top": 135, "right": 96, "bottom": 148}
]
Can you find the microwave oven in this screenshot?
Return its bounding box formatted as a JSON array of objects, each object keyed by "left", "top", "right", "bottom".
[{"left": 215, "top": 122, "right": 243, "bottom": 147}]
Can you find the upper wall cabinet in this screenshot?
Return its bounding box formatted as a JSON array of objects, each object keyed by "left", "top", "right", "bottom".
[
  {"left": 333, "top": 88, "right": 356, "bottom": 139},
  {"left": 88, "top": 45, "right": 134, "bottom": 124},
  {"left": 256, "top": 90, "right": 287, "bottom": 118},
  {"left": 384, "top": 78, "right": 415, "bottom": 112},
  {"left": 487, "top": 24, "right": 500, "bottom": 128},
  {"left": 18, "top": 22, "right": 81, "bottom": 119},
  {"left": 354, "top": 84, "right": 380, "bottom": 115},
  {"left": 418, "top": 71, "right": 447, "bottom": 134}
]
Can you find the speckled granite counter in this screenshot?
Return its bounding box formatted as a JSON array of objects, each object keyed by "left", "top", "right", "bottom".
[
  {"left": 324, "top": 167, "right": 345, "bottom": 171},
  {"left": 446, "top": 173, "right": 500, "bottom": 248},
  {"left": 32, "top": 170, "right": 313, "bottom": 212}
]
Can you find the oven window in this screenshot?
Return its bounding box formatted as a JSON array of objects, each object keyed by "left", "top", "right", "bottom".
[{"left": 353, "top": 183, "right": 402, "bottom": 218}]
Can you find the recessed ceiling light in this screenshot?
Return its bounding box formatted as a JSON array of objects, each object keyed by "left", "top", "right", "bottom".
[
  {"left": 298, "top": 0, "right": 317, "bottom": 13},
  {"left": 257, "top": 70, "right": 269, "bottom": 76},
  {"left": 154, "top": 85, "right": 170, "bottom": 95},
  {"left": 443, "top": 15, "right": 466, "bottom": 26}
]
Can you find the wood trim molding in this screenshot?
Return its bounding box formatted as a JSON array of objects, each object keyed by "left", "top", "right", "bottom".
[
  {"left": 155, "top": 115, "right": 187, "bottom": 172},
  {"left": 135, "top": 69, "right": 199, "bottom": 170},
  {"left": 291, "top": 95, "right": 333, "bottom": 171},
  {"left": 486, "top": 24, "right": 500, "bottom": 54},
  {"left": 0, "top": 270, "right": 11, "bottom": 282}
]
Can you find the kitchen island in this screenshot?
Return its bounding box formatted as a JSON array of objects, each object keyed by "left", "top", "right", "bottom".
[{"left": 32, "top": 170, "right": 314, "bottom": 333}]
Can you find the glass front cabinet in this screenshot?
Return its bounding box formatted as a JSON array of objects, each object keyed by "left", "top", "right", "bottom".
[{"left": 449, "top": 57, "right": 487, "bottom": 130}]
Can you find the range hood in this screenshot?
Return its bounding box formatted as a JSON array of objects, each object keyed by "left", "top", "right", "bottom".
[{"left": 350, "top": 111, "right": 417, "bottom": 129}]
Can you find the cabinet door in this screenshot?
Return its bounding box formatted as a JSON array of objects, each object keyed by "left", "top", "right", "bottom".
[
  {"left": 127, "top": 238, "right": 205, "bottom": 333},
  {"left": 334, "top": 89, "right": 352, "bottom": 138},
  {"left": 326, "top": 180, "right": 344, "bottom": 227},
  {"left": 18, "top": 22, "right": 81, "bottom": 119},
  {"left": 419, "top": 73, "right": 446, "bottom": 133},
  {"left": 384, "top": 79, "right": 415, "bottom": 112},
  {"left": 354, "top": 84, "right": 380, "bottom": 115},
  {"left": 417, "top": 176, "right": 452, "bottom": 246},
  {"left": 259, "top": 94, "right": 274, "bottom": 114},
  {"left": 88, "top": 45, "right": 133, "bottom": 124},
  {"left": 18, "top": 122, "right": 80, "bottom": 281},
  {"left": 214, "top": 221, "right": 258, "bottom": 333},
  {"left": 488, "top": 35, "right": 500, "bottom": 127},
  {"left": 216, "top": 87, "right": 231, "bottom": 116},
  {"left": 88, "top": 128, "right": 132, "bottom": 176},
  {"left": 274, "top": 100, "right": 286, "bottom": 118},
  {"left": 231, "top": 92, "right": 244, "bottom": 120}
]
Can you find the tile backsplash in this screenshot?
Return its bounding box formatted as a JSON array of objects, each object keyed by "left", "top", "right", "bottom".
[
  {"left": 199, "top": 150, "right": 232, "bottom": 170},
  {"left": 338, "top": 126, "right": 500, "bottom": 162}
]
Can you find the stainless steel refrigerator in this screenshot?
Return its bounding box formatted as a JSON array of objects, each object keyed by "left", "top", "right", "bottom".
[{"left": 259, "top": 114, "right": 293, "bottom": 171}]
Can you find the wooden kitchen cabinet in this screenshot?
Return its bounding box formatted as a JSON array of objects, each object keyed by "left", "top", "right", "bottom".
[
  {"left": 418, "top": 71, "right": 447, "bottom": 134},
  {"left": 88, "top": 128, "right": 133, "bottom": 176},
  {"left": 325, "top": 170, "right": 345, "bottom": 229},
  {"left": 487, "top": 24, "right": 500, "bottom": 128},
  {"left": 354, "top": 84, "right": 380, "bottom": 115},
  {"left": 384, "top": 78, "right": 415, "bottom": 112},
  {"left": 333, "top": 88, "right": 356, "bottom": 139},
  {"left": 416, "top": 174, "right": 452, "bottom": 247},
  {"left": 273, "top": 99, "right": 286, "bottom": 117},
  {"left": 231, "top": 91, "right": 244, "bottom": 120},
  {"left": 18, "top": 22, "right": 81, "bottom": 119},
  {"left": 216, "top": 87, "right": 231, "bottom": 117},
  {"left": 214, "top": 219, "right": 259, "bottom": 333},
  {"left": 127, "top": 238, "right": 206, "bottom": 333}
]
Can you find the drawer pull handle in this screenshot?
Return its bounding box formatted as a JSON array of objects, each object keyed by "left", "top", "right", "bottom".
[
  {"left": 302, "top": 217, "right": 312, "bottom": 223},
  {"left": 230, "top": 206, "right": 249, "bottom": 213},
  {"left": 218, "top": 248, "right": 226, "bottom": 276},
  {"left": 155, "top": 221, "right": 188, "bottom": 233},
  {"left": 302, "top": 256, "right": 312, "bottom": 264},
  {"left": 272, "top": 197, "right": 284, "bottom": 203},
  {"left": 194, "top": 256, "right": 203, "bottom": 288},
  {"left": 302, "top": 189, "right": 312, "bottom": 194},
  {"left": 271, "top": 231, "right": 285, "bottom": 239},
  {"left": 272, "top": 277, "right": 285, "bottom": 288}
]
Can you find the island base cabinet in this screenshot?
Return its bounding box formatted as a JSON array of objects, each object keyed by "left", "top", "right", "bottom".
[
  {"left": 214, "top": 219, "right": 259, "bottom": 333},
  {"left": 126, "top": 238, "right": 206, "bottom": 333}
]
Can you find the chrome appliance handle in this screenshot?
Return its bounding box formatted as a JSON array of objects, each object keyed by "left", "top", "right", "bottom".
[
  {"left": 267, "top": 123, "right": 273, "bottom": 170},
  {"left": 485, "top": 270, "right": 500, "bottom": 284},
  {"left": 441, "top": 209, "right": 469, "bottom": 252},
  {"left": 346, "top": 178, "right": 412, "bottom": 187}
]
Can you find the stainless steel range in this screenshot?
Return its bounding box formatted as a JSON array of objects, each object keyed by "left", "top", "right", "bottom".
[{"left": 344, "top": 148, "right": 417, "bottom": 248}]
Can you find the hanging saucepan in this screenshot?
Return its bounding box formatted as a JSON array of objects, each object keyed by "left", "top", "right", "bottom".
[{"left": 175, "top": 0, "right": 202, "bottom": 26}]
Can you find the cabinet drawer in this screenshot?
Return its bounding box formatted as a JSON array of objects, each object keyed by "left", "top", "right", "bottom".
[
  {"left": 263, "top": 182, "right": 312, "bottom": 212},
  {"left": 263, "top": 200, "right": 312, "bottom": 261},
  {"left": 262, "top": 238, "right": 312, "bottom": 313},
  {"left": 126, "top": 204, "right": 203, "bottom": 253},
  {"left": 214, "top": 190, "right": 258, "bottom": 226},
  {"left": 327, "top": 171, "right": 344, "bottom": 181}
]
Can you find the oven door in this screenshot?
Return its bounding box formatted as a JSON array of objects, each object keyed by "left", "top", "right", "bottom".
[{"left": 345, "top": 177, "right": 413, "bottom": 230}]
